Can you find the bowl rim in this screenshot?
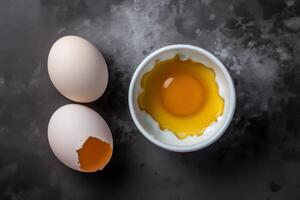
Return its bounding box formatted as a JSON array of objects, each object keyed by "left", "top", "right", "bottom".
[{"left": 128, "top": 44, "right": 236, "bottom": 152}]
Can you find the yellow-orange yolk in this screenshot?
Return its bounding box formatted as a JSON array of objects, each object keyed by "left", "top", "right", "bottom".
[
  {"left": 161, "top": 73, "right": 204, "bottom": 116},
  {"left": 138, "top": 55, "right": 224, "bottom": 139},
  {"left": 77, "top": 137, "right": 112, "bottom": 172}
]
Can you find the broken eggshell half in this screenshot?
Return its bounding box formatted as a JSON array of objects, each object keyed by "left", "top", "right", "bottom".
[{"left": 48, "top": 104, "right": 113, "bottom": 172}]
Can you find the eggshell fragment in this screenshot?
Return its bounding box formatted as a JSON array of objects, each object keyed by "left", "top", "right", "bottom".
[
  {"left": 48, "top": 104, "right": 113, "bottom": 172},
  {"left": 47, "top": 35, "right": 108, "bottom": 103}
]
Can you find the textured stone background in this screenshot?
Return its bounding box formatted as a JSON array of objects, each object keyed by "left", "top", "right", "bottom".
[{"left": 0, "top": 0, "right": 300, "bottom": 199}]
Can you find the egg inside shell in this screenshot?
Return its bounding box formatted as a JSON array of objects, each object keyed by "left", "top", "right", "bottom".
[
  {"left": 48, "top": 104, "right": 113, "bottom": 172},
  {"left": 47, "top": 35, "right": 108, "bottom": 103}
]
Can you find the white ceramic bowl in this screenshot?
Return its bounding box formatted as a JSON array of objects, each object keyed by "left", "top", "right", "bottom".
[{"left": 128, "top": 45, "right": 236, "bottom": 152}]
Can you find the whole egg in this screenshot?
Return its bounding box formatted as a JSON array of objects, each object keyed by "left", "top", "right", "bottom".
[{"left": 48, "top": 35, "right": 108, "bottom": 103}]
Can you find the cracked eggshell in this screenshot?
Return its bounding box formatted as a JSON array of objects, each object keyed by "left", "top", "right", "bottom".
[
  {"left": 48, "top": 104, "right": 113, "bottom": 172},
  {"left": 48, "top": 35, "right": 108, "bottom": 103}
]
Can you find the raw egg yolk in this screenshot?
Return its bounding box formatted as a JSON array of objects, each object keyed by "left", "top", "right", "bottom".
[
  {"left": 77, "top": 137, "right": 112, "bottom": 172},
  {"left": 138, "top": 55, "right": 224, "bottom": 139},
  {"left": 161, "top": 73, "right": 204, "bottom": 116}
]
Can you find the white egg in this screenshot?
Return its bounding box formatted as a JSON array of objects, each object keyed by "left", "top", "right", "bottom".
[
  {"left": 48, "top": 35, "right": 108, "bottom": 103},
  {"left": 48, "top": 104, "right": 113, "bottom": 172}
]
